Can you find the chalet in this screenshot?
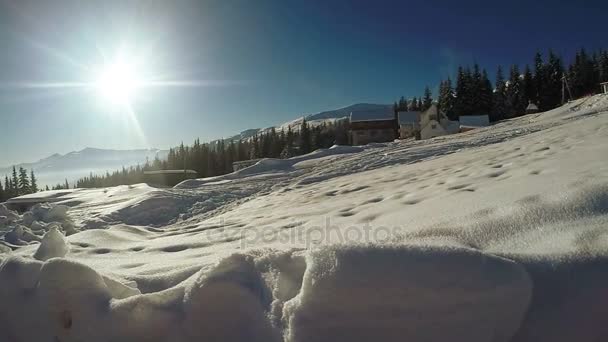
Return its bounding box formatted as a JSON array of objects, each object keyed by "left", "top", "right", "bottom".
[
  {"left": 601, "top": 81, "right": 608, "bottom": 94},
  {"left": 349, "top": 110, "right": 397, "bottom": 145},
  {"left": 419, "top": 104, "right": 459, "bottom": 140},
  {"left": 525, "top": 102, "right": 539, "bottom": 114},
  {"left": 143, "top": 170, "right": 198, "bottom": 187},
  {"left": 397, "top": 111, "right": 421, "bottom": 139},
  {"left": 459, "top": 115, "right": 490, "bottom": 132}
]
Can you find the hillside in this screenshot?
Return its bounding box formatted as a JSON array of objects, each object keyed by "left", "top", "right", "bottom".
[{"left": 1, "top": 95, "right": 608, "bottom": 341}]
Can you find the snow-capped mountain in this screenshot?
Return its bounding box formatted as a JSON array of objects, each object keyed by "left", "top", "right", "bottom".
[
  {"left": 0, "top": 148, "right": 168, "bottom": 187},
  {"left": 222, "top": 103, "right": 391, "bottom": 142}
]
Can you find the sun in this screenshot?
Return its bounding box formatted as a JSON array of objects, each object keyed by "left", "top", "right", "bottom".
[{"left": 94, "top": 61, "right": 140, "bottom": 104}]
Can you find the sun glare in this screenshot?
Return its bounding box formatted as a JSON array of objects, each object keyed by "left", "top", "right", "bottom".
[{"left": 94, "top": 61, "right": 140, "bottom": 104}]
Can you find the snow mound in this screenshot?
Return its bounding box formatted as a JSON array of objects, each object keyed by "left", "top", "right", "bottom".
[
  {"left": 0, "top": 203, "right": 78, "bottom": 249},
  {"left": 34, "top": 227, "right": 69, "bottom": 261},
  {"left": 283, "top": 244, "right": 532, "bottom": 342}
]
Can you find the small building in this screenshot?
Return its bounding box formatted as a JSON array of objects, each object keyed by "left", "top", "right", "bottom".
[
  {"left": 397, "top": 111, "right": 421, "bottom": 139},
  {"left": 419, "top": 104, "right": 460, "bottom": 140},
  {"left": 459, "top": 115, "right": 490, "bottom": 132},
  {"left": 143, "top": 170, "right": 198, "bottom": 187},
  {"left": 525, "top": 102, "right": 539, "bottom": 114},
  {"left": 349, "top": 110, "right": 397, "bottom": 145},
  {"left": 601, "top": 82, "right": 608, "bottom": 94}
]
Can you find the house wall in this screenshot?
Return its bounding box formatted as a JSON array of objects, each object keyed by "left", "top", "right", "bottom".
[
  {"left": 420, "top": 120, "right": 447, "bottom": 140},
  {"left": 399, "top": 124, "right": 416, "bottom": 139},
  {"left": 351, "top": 128, "right": 395, "bottom": 145}
]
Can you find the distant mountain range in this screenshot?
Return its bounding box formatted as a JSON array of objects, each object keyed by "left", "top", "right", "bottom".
[
  {"left": 2, "top": 103, "right": 389, "bottom": 187},
  {"left": 0, "top": 148, "right": 168, "bottom": 188}
]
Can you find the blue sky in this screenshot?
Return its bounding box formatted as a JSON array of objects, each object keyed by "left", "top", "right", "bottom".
[{"left": 0, "top": 0, "right": 606, "bottom": 166}]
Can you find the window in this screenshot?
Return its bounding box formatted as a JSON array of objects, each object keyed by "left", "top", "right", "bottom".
[{"left": 431, "top": 124, "right": 437, "bottom": 129}]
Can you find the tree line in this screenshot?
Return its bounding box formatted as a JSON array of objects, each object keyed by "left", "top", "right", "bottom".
[
  {"left": 394, "top": 48, "right": 608, "bottom": 122},
  {"left": 0, "top": 166, "right": 41, "bottom": 202},
  {"left": 74, "top": 120, "right": 350, "bottom": 188}
]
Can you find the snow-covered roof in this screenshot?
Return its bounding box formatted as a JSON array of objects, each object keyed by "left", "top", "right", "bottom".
[
  {"left": 459, "top": 115, "right": 490, "bottom": 128},
  {"left": 526, "top": 102, "right": 539, "bottom": 111},
  {"left": 397, "top": 111, "right": 420, "bottom": 125},
  {"left": 349, "top": 110, "right": 395, "bottom": 123}
]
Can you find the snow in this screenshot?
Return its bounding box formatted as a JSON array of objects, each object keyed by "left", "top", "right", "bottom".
[{"left": 1, "top": 94, "right": 608, "bottom": 341}]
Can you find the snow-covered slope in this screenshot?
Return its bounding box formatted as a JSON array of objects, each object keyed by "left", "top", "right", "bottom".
[
  {"left": 0, "top": 147, "right": 169, "bottom": 187},
  {"left": 2, "top": 95, "right": 608, "bottom": 341}
]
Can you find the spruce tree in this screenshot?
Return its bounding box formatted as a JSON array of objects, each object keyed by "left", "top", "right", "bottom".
[
  {"left": 4, "top": 176, "right": 11, "bottom": 198},
  {"left": 299, "top": 118, "right": 312, "bottom": 154},
  {"left": 0, "top": 178, "right": 4, "bottom": 202},
  {"left": 479, "top": 69, "right": 494, "bottom": 115},
  {"left": 505, "top": 65, "right": 525, "bottom": 118},
  {"left": 491, "top": 66, "right": 507, "bottom": 122},
  {"left": 545, "top": 51, "right": 564, "bottom": 107},
  {"left": 534, "top": 52, "right": 548, "bottom": 110},
  {"left": 11, "top": 166, "right": 19, "bottom": 196},
  {"left": 18, "top": 167, "right": 30, "bottom": 195},
  {"left": 522, "top": 65, "right": 535, "bottom": 107},
  {"left": 438, "top": 78, "right": 456, "bottom": 120},
  {"left": 422, "top": 86, "right": 433, "bottom": 110},
  {"left": 30, "top": 170, "right": 38, "bottom": 193}
]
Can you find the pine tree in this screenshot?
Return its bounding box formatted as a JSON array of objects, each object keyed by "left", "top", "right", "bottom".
[
  {"left": 534, "top": 52, "right": 548, "bottom": 110},
  {"left": 545, "top": 51, "right": 564, "bottom": 107},
  {"left": 4, "top": 176, "right": 12, "bottom": 198},
  {"left": 18, "top": 167, "right": 30, "bottom": 195},
  {"left": 45, "top": 185, "right": 50, "bottom": 191},
  {"left": 11, "top": 166, "right": 19, "bottom": 196},
  {"left": 0, "top": 178, "right": 4, "bottom": 202},
  {"left": 522, "top": 65, "right": 535, "bottom": 107},
  {"left": 64, "top": 179, "right": 70, "bottom": 190},
  {"left": 505, "top": 65, "right": 525, "bottom": 118},
  {"left": 454, "top": 66, "right": 474, "bottom": 117},
  {"left": 491, "top": 66, "right": 507, "bottom": 122},
  {"left": 30, "top": 170, "right": 38, "bottom": 193},
  {"left": 299, "top": 118, "right": 312, "bottom": 154},
  {"left": 422, "top": 86, "right": 433, "bottom": 110},
  {"left": 479, "top": 69, "right": 494, "bottom": 115},
  {"left": 438, "top": 78, "right": 456, "bottom": 120}
]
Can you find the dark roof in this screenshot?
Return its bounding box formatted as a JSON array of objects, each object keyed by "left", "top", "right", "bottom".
[
  {"left": 350, "top": 109, "right": 395, "bottom": 123},
  {"left": 397, "top": 111, "right": 420, "bottom": 125}
]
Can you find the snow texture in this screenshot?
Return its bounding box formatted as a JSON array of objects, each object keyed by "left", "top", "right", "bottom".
[{"left": 1, "top": 94, "right": 608, "bottom": 341}]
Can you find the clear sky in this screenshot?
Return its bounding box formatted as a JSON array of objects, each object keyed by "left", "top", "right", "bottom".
[{"left": 0, "top": 0, "right": 606, "bottom": 166}]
